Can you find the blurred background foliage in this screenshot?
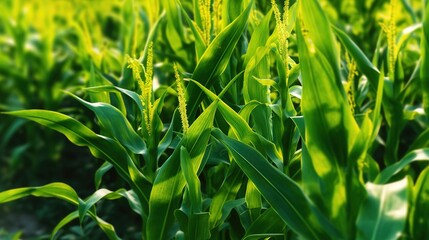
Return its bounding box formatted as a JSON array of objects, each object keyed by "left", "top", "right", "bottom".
[{"left": 0, "top": 0, "right": 153, "bottom": 237}]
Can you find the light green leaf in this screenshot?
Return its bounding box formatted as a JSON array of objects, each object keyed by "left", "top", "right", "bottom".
[
  {"left": 356, "top": 178, "right": 409, "bottom": 240},
  {"left": 51, "top": 211, "right": 80, "bottom": 240},
  {"left": 177, "top": 0, "right": 205, "bottom": 59},
  {"left": 245, "top": 179, "right": 261, "bottom": 222},
  {"left": 243, "top": 9, "right": 272, "bottom": 66},
  {"left": 85, "top": 85, "right": 144, "bottom": 112},
  {"left": 94, "top": 162, "right": 113, "bottom": 189},
  {"left": 0, "top": 182, "right": 78, "bottom": 205},
  {"left": 78, "top": 188, "right": 136, "bottom": 223},
  {"left": 190, "top": 79, "right": 283, "bottom": 165}
]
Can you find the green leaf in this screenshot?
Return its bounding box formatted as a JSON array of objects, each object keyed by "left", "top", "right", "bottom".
[
  {"left": 162, "top": 0, "right": 187, "bottom": 59},
  {"left": 212, "top": 128, "right": 339, "bottom": 239},
  {"left": 421, "top": 2, "right": 429, "bottom": 115},
  {"left": 180, "top": 146, "right": 203, "bottom": 213},
  {"left": 94, "top": 162, "right": 113, "bottom": 189},
  {"left": 356, "top": 178, "right": 409, "bottom": 240},
  {"left": 88, "top": 63, "right": 111, "bottom": 103},
  {"left": 297, "top": 0, "right": 361, "bottom": 235},
  {"left": 243, "top": 9, "right": 272, "bottom": 66},
  {"left": 190, "top": 79, "right": 283, "bottom": 165},
  {"left": 187, "top": 1, "right": 252, "bottom": 120},
  {"left": 53, "top": 209, "right": 121, "bottom": 240},
  {"left": 333, "top": 26, "right": 380, "bottom": 89},
  {"left": 67, "top": 92, "right": 146, "bottom": 155},
  {"left": 376, "top": 149, "right": 429, "bottom": 184},
  {"left": 51, "top": 211, "right": 80, "bottom": 240},
  {"left": 78, "top": 188, "right": 141, "bottom": 223},
  {"left": 0, "top": 182, "right": 78, "bottom": 205},
  {"left": 177, "top": 1, "right": 205, "bottom": 59},
  {"left": 188, "top": 212, "right": 211, "bottom": 240},
  {"left": 146, "top": 101, "right": 217, "bottom": 240},
  {"left": 85, "top": 85, "right": 144, "bottom": 112},
  {"left": 3, "top": 110, "right": 149, "bottom": 219},
  {"left": 409, "top": 128, "right": 429, "bottom": 150},
  {"left": 245, "top": 180, "right": 261, "bottom": 221},
  {"left": 209, "top": 160, "right": 244, "bottom": 229},
  {"left": 244, "top": 208, "right": 286, "bottom": 239},
  {"left": 410, "top": 166, "right": 429, "bottom": 239}
]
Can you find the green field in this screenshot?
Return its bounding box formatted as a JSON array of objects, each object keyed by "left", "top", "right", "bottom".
[{"left": 1, "top": 0, "right": 429, "bottom": 239}]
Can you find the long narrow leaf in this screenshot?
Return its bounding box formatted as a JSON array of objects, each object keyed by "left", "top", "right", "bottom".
[
  {"left": 212, "top": 128, "right": 338, "bottom": 239},
  {"left": 67, "top": 92, "right": 146, "bottom": 155},
  {"left": 3, "top": 110, "right": 150, "bottom": 219},
  {"left": 376, "top": 149, "right": 429, "bottom": 184},
  {"left": 0, "top": 182, "right": 78, "bottom": 205}
]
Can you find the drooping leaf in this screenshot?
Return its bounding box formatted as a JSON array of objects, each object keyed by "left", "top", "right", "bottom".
[
  {"left": 3, "top": 110, "right": 149, "bottom": 219},
  {"left": 190, "top": 79, "right": 283, "bottom": 165},
  {"left": 67, "top": 92, "right": 146, "bottom": 155},
  {"left": 78, "top": 188, "right": 142, "bottom": 223},
  {"left": 376, "top": 149, "right": 429, "bottom": 184},
  {"left": 0, "top": 182, "right": 78, "bottom": 205},
  {"left": 333, "top": 26, "right": 380, "bottom": 89},
  {"left": 244, "top": 208, "right": 286, "bottom": 239}
]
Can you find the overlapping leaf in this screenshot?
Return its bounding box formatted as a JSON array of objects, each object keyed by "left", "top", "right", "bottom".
[
  {"left": 146, "top": 101, "right": 217, "bottom": 240},
  {"left": 187, "top": 1, "right": 252, "bottom": 120}
]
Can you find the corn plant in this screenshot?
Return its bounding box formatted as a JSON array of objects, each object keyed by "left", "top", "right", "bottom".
[{"left": 2, "top": 0, "right": 429, "bottom": 239}]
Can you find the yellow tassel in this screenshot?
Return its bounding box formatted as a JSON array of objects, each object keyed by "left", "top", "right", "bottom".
[{"left": 174, "top": 63, "right": 189, "bottom": 133}]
